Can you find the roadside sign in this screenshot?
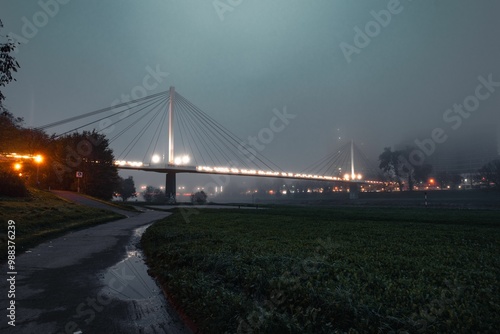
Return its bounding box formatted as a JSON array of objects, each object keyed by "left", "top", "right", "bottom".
[{"left": 76, "top": 171, "right": 83, "bottom": 178}]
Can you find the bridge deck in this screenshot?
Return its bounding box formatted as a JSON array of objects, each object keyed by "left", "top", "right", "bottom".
[{"left": 116, "top": 164, "right": 381, "bottom": 185}]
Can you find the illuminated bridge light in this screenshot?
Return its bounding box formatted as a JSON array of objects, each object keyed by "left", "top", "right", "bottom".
[
  {"left": 114, "top": 160, "right": 143, "bottom": 167},
  {"left": 215, "top": 167, "right": 230, "bottom": 173},
  {"left": 163, "top": 165, "right": 381, "bottom": 184}
]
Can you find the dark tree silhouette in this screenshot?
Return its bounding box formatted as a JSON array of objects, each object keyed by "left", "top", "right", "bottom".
[
  {"left": 0, "top": 19, "right": 20, "bottom": 108},
  {"left": 191, "top": 191, "right": 207, "bottom": 204},
  {"left": 142, "top": 186, "right": 166, "bottom": 203},
  {"left": 379, "top": 146, "right": 433, "bottom": 191},
  {"left": 479, "top": 159, "right": 500, "bottom": 188},
  {"left": 118, "top": 176, "right": 137, "bottom": 201},
  {"left": 379, "top": 147, "right": 405, "bottom": 191},
  {"left": 142, "top": 186, "right": 155, "bottom": 202},
  {"left": 47, "top": 131, "right": 120, "bottom": 200}
]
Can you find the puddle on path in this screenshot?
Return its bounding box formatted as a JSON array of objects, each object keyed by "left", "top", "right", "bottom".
[
  {"left": 98, "top": 224, "right": 191, "bottom": 334},
  {"left": 100, "top": 225, "right": 158, "bottom": 300}
]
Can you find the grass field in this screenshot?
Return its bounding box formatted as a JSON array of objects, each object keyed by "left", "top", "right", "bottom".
[
  {"left": 142, "top": 207, "right": 500, "bottom": 333},
  {"left": 0, "top": 188, "right": 124, "bottom": 260}
]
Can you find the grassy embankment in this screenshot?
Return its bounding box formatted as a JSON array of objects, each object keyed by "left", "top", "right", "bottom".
[
  {"left": 0, "top": 188, "right": 124, "bottom": 260},
  {"left": 142, "top": 206, "right": 500, "bottom": 333}
]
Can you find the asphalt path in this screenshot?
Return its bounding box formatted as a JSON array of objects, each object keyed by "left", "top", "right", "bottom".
[{"left": 1, "top": 191, "right": 192, "bottom": 334}]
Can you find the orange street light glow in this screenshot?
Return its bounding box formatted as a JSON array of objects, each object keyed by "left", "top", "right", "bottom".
[
  {"left": 34, "top": 155, "right": 43, "bottom": 163},
  {"left": 14, "top": 163, "right": 22, "bottom": 171}
]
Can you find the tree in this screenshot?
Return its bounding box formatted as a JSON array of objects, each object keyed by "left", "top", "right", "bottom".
[
  {"left": 0, "top": 110, "right": 25, "bottom": 153},
  {"left": 191, "top": 191, "right": 207, "bottom": 204},
  {"left": 118, "top": 176, "right": 136, "bottom": 201},
  {"left": 142, "top": 186, "right": 155, "bottom": 202},
  {"left": 379, "top": 147, "right": 405, "bottom": 191},
  {"left": 478, "top": 159, "right": 500, "bottom": 188},
  {"left": 152, "top": 188, "right": 167, "bottom": 202},
  {"left": 142, "top": 186, "right": 166, "bottom": 203},
  {"left": 379, "top": 147, "right": 433, "bottom": 191},
  {"left": 1, "top": 19, "right": 20, "bottom": 109},
  {"left": 47, "top": 131, "right": 120, "bottom": 200}
]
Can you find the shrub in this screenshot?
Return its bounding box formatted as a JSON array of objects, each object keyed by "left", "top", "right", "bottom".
[
  {"left": 191, "top": 191, "right": 207, "bottom": 204},
  {"left": 0, "top": 170, "right": 29, "bottom": 197}
]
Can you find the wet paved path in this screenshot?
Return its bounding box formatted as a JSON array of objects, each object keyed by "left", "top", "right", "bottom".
[{"left": 0, "top": 191, "right": 192, "bottom": 334}]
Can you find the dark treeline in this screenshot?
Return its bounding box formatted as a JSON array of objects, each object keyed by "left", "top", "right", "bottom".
[{"left": 0, "top": 110, "right": 121, "bottom": 200}]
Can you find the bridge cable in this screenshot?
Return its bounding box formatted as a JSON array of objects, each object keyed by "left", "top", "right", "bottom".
[
  {"left": 175, "top": 102, "right": 207, "bottom": 166},
  {"left": 175, "top": 93, "right": 281, "bottom": 171},
  {"left": 301, "top": 141, "right": 350, "bottom": 175},
  {"left": 116, "top": 97, "right": 169, "bottom": 160},
  {"left": 119, "top": 98, "right": 168, "bottom": 160},
  {"left": 37, "top": 91, "right": 168, "bottom": 130},
  {"left": 55, "top": 94, "right": 167, "bottom": 138},
  {"left": 177, "top": 99, "right": 227, "bottom": 166},
  {"left": 176, "top": 95, "right": 250, "bottom": 167},
  {"left": 176, "top": 100, "right": 211, "bottom": 166},
  {"left": 176, "top": 99, "right": 211, "bottom": 165},
  {"left": 180, "top": 98, "right": 233, "bottom": 166},
  {"left": 177, "top": 97, "right": 251, "bottom": 168},
  {"left": 184, "top": 99, "right": 276, "bottom": 170},
  {"left": 107, "top": 95, "right": 168, "bottom": 143},
  {"left": 143, "top": 98, "right": 169, "bottom": 163}
]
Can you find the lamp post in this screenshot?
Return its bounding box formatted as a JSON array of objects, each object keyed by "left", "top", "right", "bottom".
[{"left": 34, "top": 155, "right": 43, "bottom": 187}]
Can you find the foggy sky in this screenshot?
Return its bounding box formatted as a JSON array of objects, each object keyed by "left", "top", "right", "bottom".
[{"left": 1, "top": 0, "right": 499, "bottom": 190}]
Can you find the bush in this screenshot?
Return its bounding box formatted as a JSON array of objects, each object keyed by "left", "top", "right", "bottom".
[
  {"left": 0, "top": 171, "right": 29, "bottom": 197},
  {"left": 191, "top": 191, "right": 207, "bottom": 204}
]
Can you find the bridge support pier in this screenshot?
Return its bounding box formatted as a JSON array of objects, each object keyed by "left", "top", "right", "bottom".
[
  {"left": 349, "top": 183, "right": 359, "bottom": 200},
  {"left": 166, "top": 172, "right": 177, "bottom": 203}
]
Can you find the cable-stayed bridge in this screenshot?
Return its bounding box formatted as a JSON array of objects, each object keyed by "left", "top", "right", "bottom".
[{"left": 38, "top": 87, "right": 381, "bottom": 201}]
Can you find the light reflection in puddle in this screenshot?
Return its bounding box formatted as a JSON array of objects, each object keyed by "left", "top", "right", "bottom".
[
  {"left": 99, "top": 224, "right": 159, "bottom": 301},
  {"left": 96, "top": 223, "right": 192, "bottom": 333}
]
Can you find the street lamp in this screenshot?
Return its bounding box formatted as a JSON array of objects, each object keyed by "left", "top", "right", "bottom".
[{"left": 34, "top": 155, "right": 43, "bottom": 186}]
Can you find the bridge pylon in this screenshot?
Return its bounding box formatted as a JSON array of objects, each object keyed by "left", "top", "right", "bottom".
[
  {"left": 166, "top": 86, "right": 176, "bottom": 203},
  {"left": 349, "top": 140, "right": 359, "bottom": 200},
  {"left": 166, "top": 172, "right": 176, "bottom": 203}
]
